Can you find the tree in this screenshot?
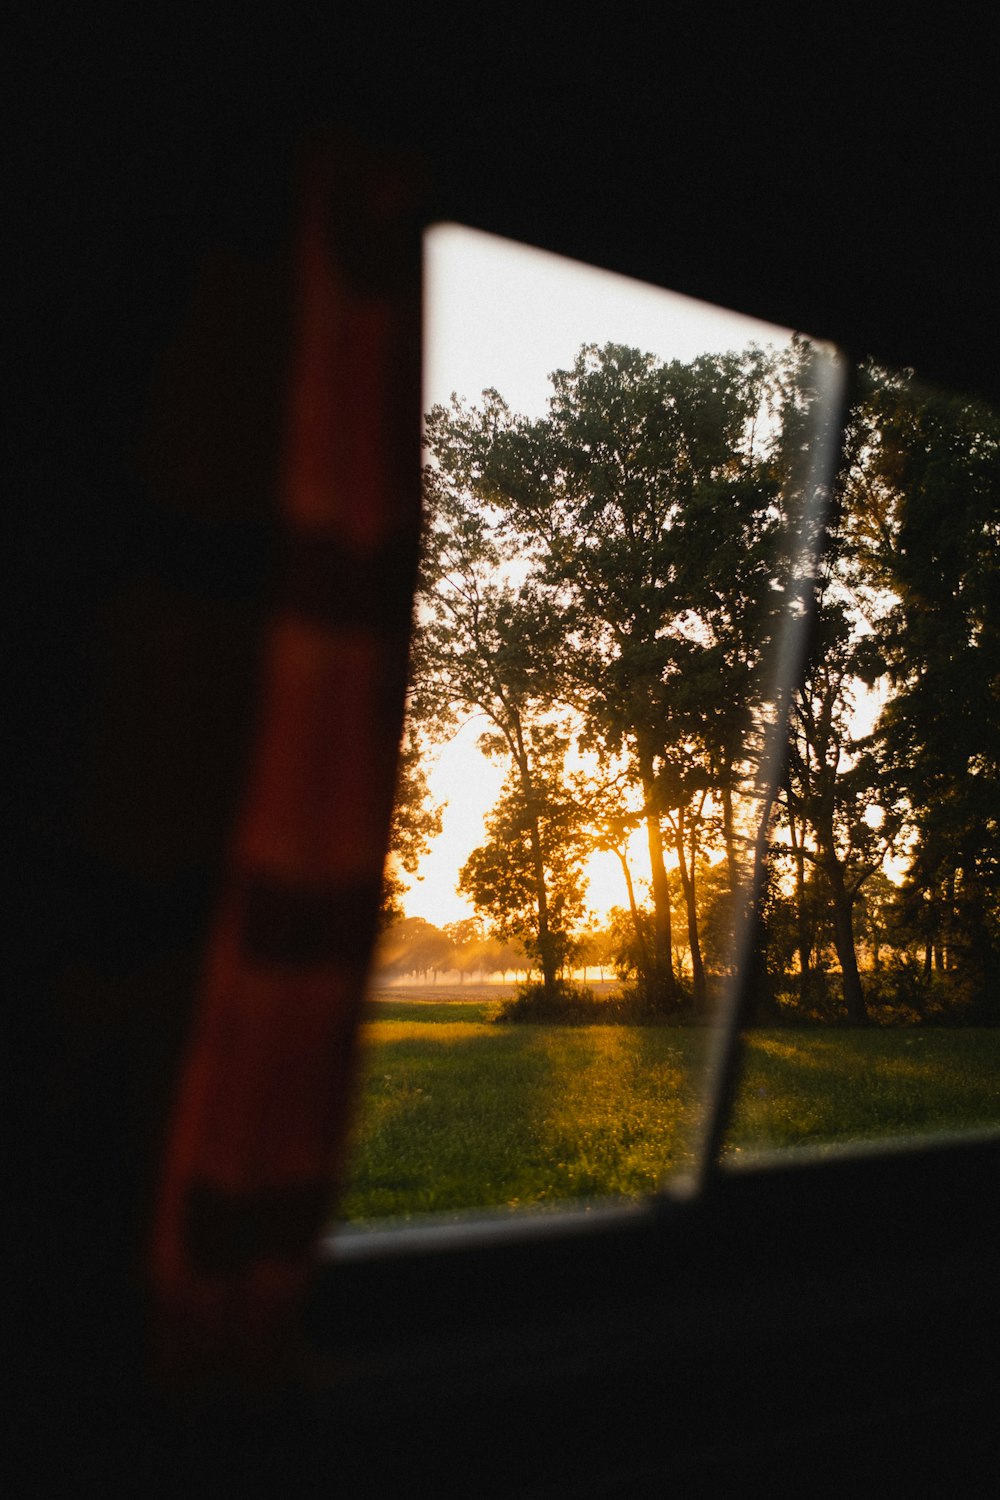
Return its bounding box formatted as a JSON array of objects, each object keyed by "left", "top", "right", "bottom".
[
  {"left": 442, "top": 917, "right": 486, "bottom": 983},
  {"left": 458, "top": 740, "right": 588, "bottom": 988},
  {"left": 602, "top": 904, "right": 657, "bottom": 988},
  {"left": 780, "top": 594, "right": 900, "bottom": 1023},
  {"left": 464, "top": 342, "right": 807, "bottom": 1012},
  {"left": 375, "top": 916, "right": 453, "bottom": 982},
  {"left": 843, "top": 365, "right": 1000, "bottom": 1011},
  {"left": 854, "top": 869, "right": 901, "bottom": 974},
  {"left": 414, "top": 432, "right": 585, "bottom": 1000},
  {"left": 589, "top": 805, "right": 656, "bottom": 995},
  {"left": 419, "top": 338, "right": 922, "bottom": 1022},
  {"left": 693, "top": 857, "right": 745, "bottom": 978}
]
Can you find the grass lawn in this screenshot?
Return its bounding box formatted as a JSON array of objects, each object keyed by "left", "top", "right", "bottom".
[{"left": 335, "top": 989, "right": 1000, "bottom": 1225}]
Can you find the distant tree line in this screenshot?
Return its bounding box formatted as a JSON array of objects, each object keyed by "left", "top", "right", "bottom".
[
  {"left": 398, "top": 341, "right": 998, "bottom": 1024},
  {"left": 374, "top": 916, "right": 532, "bottom": 985}
]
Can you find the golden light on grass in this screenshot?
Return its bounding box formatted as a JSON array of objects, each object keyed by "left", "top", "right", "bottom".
[{"left": 339, "top": 1017, "right": 1000, "bottom": 1223}]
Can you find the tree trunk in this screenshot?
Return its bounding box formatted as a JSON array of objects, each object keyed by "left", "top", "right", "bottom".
[
  {"left": 826, "top": 861, "right": 867, "bottom": 1024},
  {"left": 644, "top": 806, "right": 678, "bottom": 1009},
  {"left": 722, "top": 781, "right": 739, "bottom": 895},
  {"left": 673, "top": 812, "right": 707, "bottom": 1013},
  {"left": 615, "top": 847, "right": 652, "bottom": 986},
  {"left": 513, "top": 727, "right": 557, "bottom": 1000},
  {"left": 786, "top": 797, "right": 814, "bottom": 1003},
  {"left": 529, "top": 822, "right": 557, "bottom": 998},
  {"left": 638, "top": 751, "right": 677, "bottom": 1011}
]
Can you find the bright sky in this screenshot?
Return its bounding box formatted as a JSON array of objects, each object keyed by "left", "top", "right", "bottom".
[{"left": 405, "top": 223, "right": 797, "bottom": 928}]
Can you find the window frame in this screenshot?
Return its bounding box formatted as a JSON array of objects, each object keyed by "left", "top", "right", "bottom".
[{"left": 307, "top": 294, "right": 1000, "bottom": 1491}]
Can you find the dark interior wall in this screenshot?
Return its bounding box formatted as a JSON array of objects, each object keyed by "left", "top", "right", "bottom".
[
  {"left": 16, "top": 11, "right": 999, "bottom": 400},
  {"left": 15, "top": 8, "right": 997, "bottom": 1160},
  {"left": 12, "top": 13, "right": 998, "bottom": 1495}
]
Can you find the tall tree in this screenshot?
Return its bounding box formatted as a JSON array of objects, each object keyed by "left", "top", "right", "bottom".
[
  {"left": 413, "top": 436, "right": 581, "bottom": 1001},
  {"left": 458, "top": 741, "right": 588, "bottom": 986},
  {"left": 851, "top": 367, "right": 1000, "bottom": 1006},
  {"left": 467, "top": 343, "right": 801, "bottom": 1011},
  {"left": 420, "top": 339, "right": 853, "bottom": 1015},
  {"left": 781, "top": 595, "right": 895, "bottom": 1023}
]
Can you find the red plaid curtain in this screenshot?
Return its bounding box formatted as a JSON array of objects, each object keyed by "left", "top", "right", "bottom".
[{"left": 148, "top": 137, "right": 424, "bottom": 1380}]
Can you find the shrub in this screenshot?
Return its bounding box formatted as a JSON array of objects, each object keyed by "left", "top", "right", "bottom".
[
  {"left": 617, "top": 975, "right": 699, "bottom": 1023},
  {"left": 492, "top": 980, "right": 599, "bottom": 1024},
  {"left": 493, "top": 976, "right": 699, "bottom": 1025}
]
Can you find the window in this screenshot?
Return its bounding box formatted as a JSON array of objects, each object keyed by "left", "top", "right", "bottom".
[
  {"left": 29, "top": 28, "right": 1000, "bottom": 1498},
  {"left": 725, "top": 361, "right": 1000, "bottom": 1163},
  {"left": 332, "top": 229, "right": 1000, "bottom": 1242}
]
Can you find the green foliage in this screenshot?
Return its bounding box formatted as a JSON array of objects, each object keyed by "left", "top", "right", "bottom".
[
  {"left": 602, "top": 903, "right": 655, "bottom": 982},
  {"left": 860, "top": 962, "right": 954, "bottom": 1024},
  {"left": 840, "top": 365, "right": 1000, "bottom": 999},
  {"left": 615, "top": 975, "right": 697, "bottom": 1021},
  {"left": 458, "top": 746, "right": 588, "bottom": 983}
]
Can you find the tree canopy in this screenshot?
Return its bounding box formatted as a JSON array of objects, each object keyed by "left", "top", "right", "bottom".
[{"left": 403, "top": 341, "right": 1000, "bottom": 1023}]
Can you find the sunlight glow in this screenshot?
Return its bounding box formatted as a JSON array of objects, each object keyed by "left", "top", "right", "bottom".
[
  {"left": 403, "top": 717, "right": 505, "bottom": 926},
  {"left": 409, "top": 224, "right": 798, "bottom": 929},
  {"left": 423, "top": 224, "right": 793, "bottom": 421}
]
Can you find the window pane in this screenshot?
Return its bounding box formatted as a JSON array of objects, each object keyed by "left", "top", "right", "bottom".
[
  {"left": 335, "top": 225, "right": 842, "bottom": 1227},
  {"left": 723, "top": 364, "right": 1000, "bottom": 1163}
]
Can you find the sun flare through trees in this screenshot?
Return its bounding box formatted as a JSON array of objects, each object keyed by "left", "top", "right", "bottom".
[{"left": 380, "top": 342, "right": 1000, "bottom": 1027}]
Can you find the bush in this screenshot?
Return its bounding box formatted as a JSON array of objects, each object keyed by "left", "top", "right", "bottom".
[
  {"left": 492, "top": 980, "right": 599, "bottom": 1024},
  {"left": 493, "top": 976, "right": 697, "bottom": 1025},
  {"left": 617, "top": 975, "right": 698, "bottom": 1023},
  {"left": 863, "top": 961, "right": 970, "bottom": 1024}
]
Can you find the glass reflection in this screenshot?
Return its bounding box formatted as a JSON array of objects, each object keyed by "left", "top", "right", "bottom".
[{"left": 721, "top": 365, "right": 1000, "bottom": 1164}]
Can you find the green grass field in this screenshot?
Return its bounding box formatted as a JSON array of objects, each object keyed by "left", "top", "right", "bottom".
[{"left": 335, "top": 989, "right": 1000, "bottom": 1225}]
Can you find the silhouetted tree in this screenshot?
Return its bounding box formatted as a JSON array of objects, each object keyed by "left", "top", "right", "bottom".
[
  {"left": 434, "top": 343, "right": 807, "bottom": 1011},
  {"left": 458, "top": 740, "right": 588, "bottom": 989},
  {"left": 414, "top": 445, "right": 584, "bottom": 1000}
]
